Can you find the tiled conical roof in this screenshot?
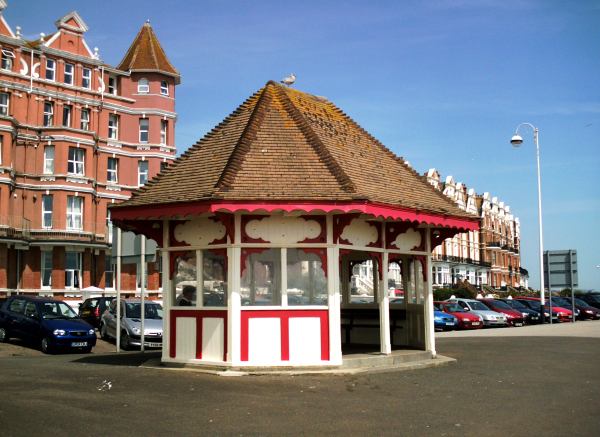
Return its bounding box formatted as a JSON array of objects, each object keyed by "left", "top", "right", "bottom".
[
  {"left": 117, "top": 22, "right": 179, "bottom": 80},
  {"left": 114, "top": 81, "right": 473, "bottom": 220}
]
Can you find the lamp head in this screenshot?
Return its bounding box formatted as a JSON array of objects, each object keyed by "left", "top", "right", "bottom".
[{"left": 510, "top": 134, "right": 523, "bottom": 147}]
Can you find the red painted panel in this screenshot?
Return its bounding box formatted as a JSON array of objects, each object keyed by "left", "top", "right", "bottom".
[
  {"left": 169, "top": 309, "right": 228, "bottom": 362},
  {"left": 240, "top": 309, "right": 330, "bottom": 362}
]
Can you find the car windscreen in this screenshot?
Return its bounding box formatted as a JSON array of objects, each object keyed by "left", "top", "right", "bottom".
[
  {"left": 506, "top": 300, "right": 527, "bottom": 310},
  {"left": 469, "top": 301, "right": 491, "bottom": 311},
  {"left": 574, "top": 298, "right": 592, "bottom": 307},
  {"left": 443, "top": 303, "right": 465, "bottom": 312},
  {"left": 552, "top": 298, "right": 571, "bottom": 307},
  {"left": 41, "top": 302, "right": 79, "bottom": 320},
  {"left": 489, "top": 300, "right": 512, "bottom": 310},
  {"left": 125, "top": 303, "right": 163, "bottom": 319}
]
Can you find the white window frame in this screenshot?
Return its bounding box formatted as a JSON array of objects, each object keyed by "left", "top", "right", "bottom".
[
  {"left": 64, "top": 63, "right": 74, "bottom": 85},
  {"left": 45, "top": 58, "right": 56, "bottom": 81},
  {"left": 108, "top": 114, "right": 119, "bottom": 140},
  {"left": 137, "top": 78, "right": 149, "bottom": 93},
  {"left": 80, "top": 108, "right": 90, "bottom": 131},
  {"left": 139, "top": 118, "right": 149, "bottom": 143},
  {"left": 160, "top": 119, "right": 167, "bottom": 144},
  {"left": 43, "top": 145, "right": 54, "bottom": 174},
  {"left": 67, "top": 147, "right": 85, "bottom": 176},
  {"left": 65, "top": 251, "right": 82, "bottom": 289},
  {"left": 0, "top": 92, "right": 8, "bottom": 116},
  {"left": 108, "top": 76, "right": 117, "bottom": 95},
  {"left": 41, "top": 194, "right": 53, "bottom": 229},
  {"left": 66, "top": 196, "right": 83, "bottom": 230},
  {"left": 160, "top": 80, "right": 169, "bottom": 95},
  {"left": 43, "top": 101, "right": 54, "bottom": 126},
  {"left": 82, "top": 67, "right": 91, "bottom": 89},
  {"left": 62, "top": 104, "right": 72, "bottom": 127},
  {"left": 138, "top": 160, "right": 148, "bottom": 187},
  {"left": 107, "top": 157, "right": 118, "bottom": 183},
  {"left": 41, "top": 251, "right": 53, "bottom": 289},
  {"left": 1, "top": 49, "right": 14, "bottom": 71}
]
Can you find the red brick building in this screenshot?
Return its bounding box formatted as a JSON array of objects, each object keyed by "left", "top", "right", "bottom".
[{"left": 0, "top": 3, "right": 179, "bottom": 297}]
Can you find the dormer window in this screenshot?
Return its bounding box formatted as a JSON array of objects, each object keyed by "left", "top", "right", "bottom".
[
  {"left": 160, "top": 80, "right": 168, "bottom": 96},
  {"left": 138, "top": 78, "right": 149, "bottom": 93},
  {"left": 45, "top": 59, "right": 56, "bottom": 81},
  {"left": 1, "top": 49, "right": 14, "bottom": 71}
]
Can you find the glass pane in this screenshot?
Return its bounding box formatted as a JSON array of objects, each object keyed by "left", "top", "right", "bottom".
[
  {"left": 240, "top": 249, "right": 281, "bottom": 306},
  {"left": 202, "top": 250, "right": 227, "bottom": 307},
  {"left": 286, "top": 249, "right": 327, "bottom": 306},
  {"left": 350, "top": 259, "right": 376, "bottom": 304},
  {"left": 388, "top": 261, "right": 404, "bottom": 304},
  {"left": 174, "top": 251, "right": 197, "bottom": 306}
]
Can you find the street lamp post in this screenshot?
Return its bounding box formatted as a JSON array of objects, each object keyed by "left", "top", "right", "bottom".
[{"left": 510, "top": 123, "right": 546, "bottom": 323}]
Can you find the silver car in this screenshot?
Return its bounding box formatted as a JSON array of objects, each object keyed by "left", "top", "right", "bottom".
[
  {"left": 448, "top": 298, "right": 507, "bottom": 327},
  {"left": 100, "top": 299, "right": 164, "bottom": 349}
]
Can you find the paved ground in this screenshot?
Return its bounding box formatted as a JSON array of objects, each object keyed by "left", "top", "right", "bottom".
[{"left": 0, "top": 323, "right": 599, "bottom": 436}]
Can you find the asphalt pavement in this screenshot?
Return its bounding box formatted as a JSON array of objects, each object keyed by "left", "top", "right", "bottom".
[{"left": 0, "top": 323, "right": 599, "bottom": 436}]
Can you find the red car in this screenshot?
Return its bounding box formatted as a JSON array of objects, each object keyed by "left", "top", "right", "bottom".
[
  {"left": 435, "top": 301, "right": 484, "bottom": 330},
  {"left": 516, "top": 297, "right": 573, "bottom": 323},
  {"left": 479, "top": 299, "right": 524, "bottom": 327}
]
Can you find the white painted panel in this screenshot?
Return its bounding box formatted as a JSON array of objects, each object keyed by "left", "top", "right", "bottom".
[
  {"left": 245, "top": 216, "right": 321, "bottom": 244},
  {"left": 176, "top": 317, "right": 197, "bottom": 360},
  {"left": 289, "top": 317, "right": 322, "bottom": 364},
  {"left": 340, "top": 218, "right": 378, "bottom": 247},
  {"left": 248, "top": 318, "right": 280, "bottom": 364},
  {"left": 202, "top": 318, "right": 224, "bottom": 362}
]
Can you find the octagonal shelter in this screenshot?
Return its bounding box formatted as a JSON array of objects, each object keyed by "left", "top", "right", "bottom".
[{"left": 110, "top": 81, "right": 478, "bottom": 368}]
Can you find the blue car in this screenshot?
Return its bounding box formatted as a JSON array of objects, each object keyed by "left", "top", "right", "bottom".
[
  {"left": 0, "top": 296, "right": 96, "bottom": 354},
  {"left": 433, "top": 308, "right": 457, "bottom": 331}
]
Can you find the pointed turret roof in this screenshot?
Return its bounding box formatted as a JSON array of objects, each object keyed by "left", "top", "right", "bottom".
[
  {"left": 117, "top": 21, "right": 179, "bottom": 82},
  {"left": 113, "top": 81, "right": 474, "bottom": 223}
]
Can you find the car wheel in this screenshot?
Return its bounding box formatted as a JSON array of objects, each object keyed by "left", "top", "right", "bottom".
[
  {"left": 41, "top": 337, "right": 53, "bottom": 354},
  {"left": 121, "top": 332, "right": 130, "bottom": 350},
  {"left": 0, "top": 327, "right": 8, "bottom": 342},
  {"left": 100, "top": 323, "right": 109, "bottom": 341}
]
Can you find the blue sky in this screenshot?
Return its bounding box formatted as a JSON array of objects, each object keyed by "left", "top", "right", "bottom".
[{"left": 8, "top": 0, "right": 600, "bottom": 289}]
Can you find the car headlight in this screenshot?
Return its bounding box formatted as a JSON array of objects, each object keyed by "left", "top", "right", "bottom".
[
  {"left": 557, "top": 312, "right": 564, "bottom": 316},
  {"left": 88, "top": 329, "right": 95, "bottom": 335},
  {"left": 53, "top": 329, "right": 66, "bottom": 336},
  {"left": 462, "top": 318, "right": 470, "bottom": 322},
  {"left": 585, "top": 310, "right": 593, "bottom": 314},
  {"left": 132, "top": 327, "right": 141, "bottom": 335}
]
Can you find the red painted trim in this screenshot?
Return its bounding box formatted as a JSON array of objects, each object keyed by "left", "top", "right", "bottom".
[
  {"left": 111, "top": 200, "right": 479, "bottom": 232},
  {"left": 169, "top": 310, "right": 228, "bottom": 362},
  {"left": 240, "top": 309, "right": 329, "bottom": 362}
]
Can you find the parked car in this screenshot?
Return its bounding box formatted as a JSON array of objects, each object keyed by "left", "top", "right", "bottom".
[
  {"left": 100, "top": 299, "right": 163, "bottom": 350},
  {"left": 79, "top": 296, "right": 115, "bottom": 328},
  {"left": 551, "top": 296, "right": 600, "bottom": 320},
  {"left": 446, "top": 298, "right": 507, "bottom": 327},
  {"left": 435, "top": 301, "right": 483, "bottom": 330},
  {"left": 513, "top": 299, "right": 555, "bottom": 322},
  {"left": 579, "top": 293, "right": 600, "bottom": 310},
  {"left": 515, "top": 297, "right": 573, "bottom": 322},
  {"left": 479, "top": 299, "right": 524, "bottom": 327},
  {"left": 498, "top": 298, "right": 541, "bottom": 324},
  {"left": 432, "top": 303, "right": 458, "bottom": 331},
  {"left": 550, "top": 297, "right": 580, "bottom": 319},
  {"left": 0, "top": 295, "right": 96, "bottom": 354}
]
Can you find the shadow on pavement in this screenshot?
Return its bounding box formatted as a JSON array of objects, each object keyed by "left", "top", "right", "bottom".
[{"left": 72, "top": 351, "right": 161, "bottom": 367}]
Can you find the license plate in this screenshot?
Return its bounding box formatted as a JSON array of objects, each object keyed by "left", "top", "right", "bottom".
[
  {"left": 145, "top": 342, "right": 161, "bottom": 348},
  {"left": 445, "top": 322, "right": 454, "bottom": 326},
  {"left": 472, "top": 322, "right": 480, "bottom": 325},
  {"left": 72, "top": 342, "right": 87, "bottom": 347},
  {"left": 515, "top": 323, "right": 523, "bottom": 327}
]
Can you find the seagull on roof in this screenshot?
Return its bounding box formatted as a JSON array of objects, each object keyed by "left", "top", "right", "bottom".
[{"left": 280, "top": 73, "right": 296, "bottom": 86}]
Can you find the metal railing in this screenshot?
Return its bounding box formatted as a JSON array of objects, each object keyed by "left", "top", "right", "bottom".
[
  {"left": 432, "top": 254, "right": 491, "bottom": 268},
  {"left": 2, "top": 216, "right": 109, "bottom": 243}
]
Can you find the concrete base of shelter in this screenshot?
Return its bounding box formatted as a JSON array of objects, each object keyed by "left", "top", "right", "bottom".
[{"left": 142, "top": 350, "right": 456, "bottom": 376}]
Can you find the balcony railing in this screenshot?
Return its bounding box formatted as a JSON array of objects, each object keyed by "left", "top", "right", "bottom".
[
  {"left": 432, "top": 254, "right": 491, "bottom": 268},
  {"left": 0, "top": 216, "right": 31, "bottom": 239}
]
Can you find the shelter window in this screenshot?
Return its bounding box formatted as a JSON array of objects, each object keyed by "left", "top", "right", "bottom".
[
  {"left": 1, "top": 49, "right": 14, "bottom": 71},
  {"left": 138, "top": 78, "right": 149, "bottom": 93},
  {"left": 388, "top": 261, "right": 404, "bottom": 304},
  {"left": 64, "top": 63, "right": 74, "bottom": 85},
  {"left": 286, "top": 249, "right": 327, "bottom": 306},
  {"left": 45, "top": 58, "right": 56, "bottom": 81},
  {"left": 174, "top": 251, "right": 198, "bottom": 306},
  {"left": 202, "top": 250, "right": 227, "bottom": 307},
  {"left": 81, "top": 68, "right": 91, "bottom": 89},
  {"left": 241, "top": 249, "right": 281, "bottom": 306}
]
